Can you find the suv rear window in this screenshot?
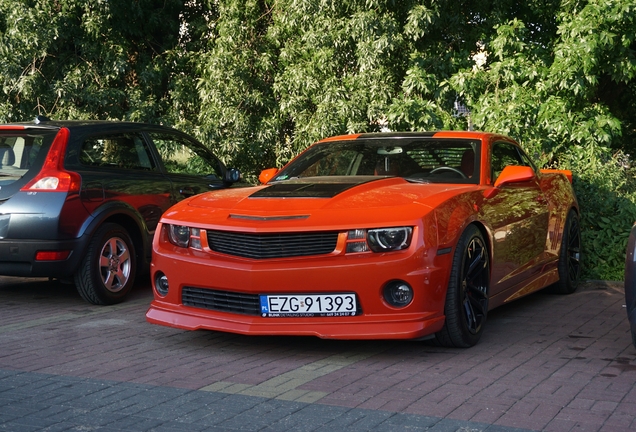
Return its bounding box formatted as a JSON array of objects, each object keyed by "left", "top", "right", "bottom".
[{"left": 0, "top": 130, "right": 56, "bottom": 186}]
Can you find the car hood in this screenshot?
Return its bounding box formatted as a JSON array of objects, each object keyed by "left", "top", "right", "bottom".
[{"left": 162, "top": 176, "right": 477, "bottom": 230}]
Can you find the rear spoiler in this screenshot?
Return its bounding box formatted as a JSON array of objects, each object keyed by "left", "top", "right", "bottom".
[
  {"left": 0, "top": 125, "right": 59, "bottom": 131},
  {"left": 540, "top": 169, "right": 573, "bottom": 183}
]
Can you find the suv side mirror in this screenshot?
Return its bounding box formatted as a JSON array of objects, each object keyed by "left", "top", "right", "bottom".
[
  {"left": 494, "top": 165, "right": 535, "bottom": 188},
  {"left": 224, "top": 168, "right": 241, "bottom": 183}
]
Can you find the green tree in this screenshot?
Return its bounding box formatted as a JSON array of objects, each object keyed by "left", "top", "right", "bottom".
[
  {"left": 0, "top": 0, "right": 199, "bottom": 123},
  {"left": 447, "top": 0, "right": 636, "bottom": 279},
  {"left": 1, "top": 0, "right": 635, "bottom": 278}
]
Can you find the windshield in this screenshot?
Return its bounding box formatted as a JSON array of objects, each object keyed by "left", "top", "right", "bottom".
[
  {"left": 273, "top": 138, "right": 481, "bottom": 184},
  {"left": 0, "top": 130, "right": 56, "bottom": 186}
]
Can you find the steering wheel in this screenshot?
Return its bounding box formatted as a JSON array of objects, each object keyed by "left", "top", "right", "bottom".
[{"left": 429, "top": 166, "right": 467, "bottom": 178}]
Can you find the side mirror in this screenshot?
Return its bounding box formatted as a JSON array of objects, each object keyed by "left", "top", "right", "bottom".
[
  {"left": 494, "top": 165, "right": 535, "bottom": 188},
  {"left": 259, "top": 168, "right": 279, "bottom": 184},
  {"left": 223, "top": 168, "right": 241, "bottom": 183}
]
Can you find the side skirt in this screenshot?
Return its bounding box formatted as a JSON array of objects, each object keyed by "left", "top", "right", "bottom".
[{"left": 489, "top": 267, "right": 560, "bottom": 310}]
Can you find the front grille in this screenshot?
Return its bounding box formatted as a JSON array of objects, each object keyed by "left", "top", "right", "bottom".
[
  {"left": 206, "top": 230, "right": 339, "bottom": 259},
  {"left": 182, "top": 287, "right": 260, "bottom": 315}
]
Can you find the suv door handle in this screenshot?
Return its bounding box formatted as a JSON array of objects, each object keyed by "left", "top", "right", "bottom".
[{"left": 179, "top": 187, "right": 195, "bottom": 197}]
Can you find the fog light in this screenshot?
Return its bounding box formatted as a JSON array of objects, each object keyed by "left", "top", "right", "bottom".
[
  {"left": 383, "top": 280, "right": 413, "bottom": 307},
  {"left": 155, "top": 272, "right": 169, "bottom": 296}
]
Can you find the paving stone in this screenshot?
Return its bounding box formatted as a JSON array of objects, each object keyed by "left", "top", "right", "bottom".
[{"left": 0, "top": 278, "right": 634, "bottom": 432}]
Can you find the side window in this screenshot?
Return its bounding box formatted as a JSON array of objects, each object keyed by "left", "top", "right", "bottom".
[
  {"left": 149, "top": 132, "right": 222, "bottom": 178},
  {"left": 80, "top": 133, "right": 154, "bottom": 170},
  {"left": 516, "top": 147, "right": 538, "bottom": 172},
  {"left": 491, "top": 142, "right": 531, "bottom": 181}
]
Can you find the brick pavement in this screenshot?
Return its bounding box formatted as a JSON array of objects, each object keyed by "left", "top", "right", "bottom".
[{"left": 0, "top": 276, "right": 634, "bottom": 431}]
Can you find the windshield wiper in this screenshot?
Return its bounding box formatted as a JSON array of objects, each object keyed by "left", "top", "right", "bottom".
[{"left": 405, "top": 177, "right": 431, "bottom": 184}]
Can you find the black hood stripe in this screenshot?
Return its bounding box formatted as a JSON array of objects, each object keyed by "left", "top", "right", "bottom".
[{"left": 250, "top": 177, "right": 385, "bottom": 198}]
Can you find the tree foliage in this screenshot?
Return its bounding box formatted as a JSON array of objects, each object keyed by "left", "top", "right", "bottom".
[{"left": 1, "top": 0, "right": 635, "bottom": 279}]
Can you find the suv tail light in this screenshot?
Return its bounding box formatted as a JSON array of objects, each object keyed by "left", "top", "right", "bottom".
[{"left": 20, "top": 127, "right": 81, "bottom": 193}]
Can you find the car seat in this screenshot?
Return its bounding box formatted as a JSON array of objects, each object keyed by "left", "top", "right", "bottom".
[
  {"left": 460, "top": 149, "right": 475, "bottom": 178},
  {"left": 375, "top": 157, "right": 400, "bottom": 176},
  {"left": 0, "top": 144, "right": 15, "bottom": 168}
]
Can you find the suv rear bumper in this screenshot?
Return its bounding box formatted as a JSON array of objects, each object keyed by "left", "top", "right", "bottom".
[{"left": 0, "top": 236, "right": 89, "bottom": 278}]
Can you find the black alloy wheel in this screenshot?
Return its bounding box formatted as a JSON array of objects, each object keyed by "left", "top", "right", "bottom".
[
  {"left": 551, "top": 209, "right": 581, "bottom": 294},
  {"left": 435, "top": 224, "right": 490, "bottom": 348}
]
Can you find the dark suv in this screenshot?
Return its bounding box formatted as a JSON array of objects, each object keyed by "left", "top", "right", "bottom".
[{"left": 0, "top": 117, "right": 240, "bottom": 305}]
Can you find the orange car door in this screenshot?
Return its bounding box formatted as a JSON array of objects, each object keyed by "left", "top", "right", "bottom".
[{"left": 485, "top": 142, "right": 550, "bottom": 296}]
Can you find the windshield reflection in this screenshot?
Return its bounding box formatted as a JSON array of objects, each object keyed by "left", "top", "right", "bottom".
[{"left": 274, "top": 139, "right": 481, "bottom": 185}]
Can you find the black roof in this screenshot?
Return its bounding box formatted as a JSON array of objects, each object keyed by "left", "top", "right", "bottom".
[{"left": 2, "top": 118, "right": 183, "bottom": 134}]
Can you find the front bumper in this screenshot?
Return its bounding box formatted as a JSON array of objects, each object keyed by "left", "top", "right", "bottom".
[
  {"left": 146, "top": 303, "right": 446, "bottom": 340},
  {"left": 146, "top": 231, "right": 452, "bottom": 340}
]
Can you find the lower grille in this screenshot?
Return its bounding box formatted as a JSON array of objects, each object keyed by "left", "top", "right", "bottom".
[
  {"left": 182, "top": 287, "right": 260, "bottom": 315},
  {"left": 206, "top": 230, "right": 339, "bottom": 259}
]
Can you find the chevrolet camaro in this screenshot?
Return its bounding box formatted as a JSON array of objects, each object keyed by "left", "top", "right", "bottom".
[{"left": 146, "top": 131, "right": 580, "bottom": 347}]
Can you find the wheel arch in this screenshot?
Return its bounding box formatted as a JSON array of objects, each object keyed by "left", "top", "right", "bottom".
[
  {"left": 433, "top": 198, "right": 493, "bottom": 283},
  {"left": 442, "top": 217, "right": 493, "bottom": 275},
  {"left": 434, "top": 218, "right": 493, "bottom": 301},
  {"left": 451, "top": 220, "right": 493, "bottom": 286},
  {"left": 100, "top": 213, "right": 147, "bottom": 272},
  {"left": 570, "top": 204, "right": 580, "bottom": 217},
  {"left": 468, "top": 221, "right": 493, "bottom": 271},
  {"left": 75, "top": 202, "right": 151, "bottom": 275}
]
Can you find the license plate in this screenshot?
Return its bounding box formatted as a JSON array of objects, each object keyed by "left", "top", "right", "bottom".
[{"left": 259, "top": 293, "right": 358, "bottom": 317}]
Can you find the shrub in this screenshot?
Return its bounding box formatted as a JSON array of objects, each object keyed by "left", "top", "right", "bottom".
[{"left": 558, "top": 144, "right": 636, "bottom": 280}]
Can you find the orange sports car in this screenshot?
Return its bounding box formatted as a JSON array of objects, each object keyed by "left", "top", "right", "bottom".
[{"left": 146, "top": 131, "right": 580, "bottom": 347}]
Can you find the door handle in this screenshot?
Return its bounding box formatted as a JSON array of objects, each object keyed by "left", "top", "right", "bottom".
[{"left": 179, "top": 187, "right": 195, "bottom": 197}]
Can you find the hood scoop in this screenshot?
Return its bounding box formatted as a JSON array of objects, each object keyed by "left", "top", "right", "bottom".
[
  {"left": 229, "top": 214, "right": 309, "bottom": 221},
  {"left": 250, "top": 177, "right": 382, "bottom": 198}
]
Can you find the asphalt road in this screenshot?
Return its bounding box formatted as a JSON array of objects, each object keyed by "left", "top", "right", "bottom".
[{"left": 0, "top": 275, "right": 634, "bottom": 431}]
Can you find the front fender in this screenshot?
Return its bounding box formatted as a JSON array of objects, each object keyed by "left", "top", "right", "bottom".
[{"left": 434, "top": 192, "right": 482, "bottom": 249}]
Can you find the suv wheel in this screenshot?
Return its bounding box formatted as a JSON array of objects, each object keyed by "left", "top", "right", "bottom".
[{"left": 75, "top": 223, "right": 136, "bottom": 305}]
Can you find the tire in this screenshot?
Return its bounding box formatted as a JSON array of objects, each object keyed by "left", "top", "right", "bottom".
[
  {"left": 74, "top": 223, "right": 136, "bottom": 305},
  {"left": 551, "top": 210, "right": 581, "bottom": 294},
  {"left": 435, "top": 225, "right": 490, "bottom": 348}
]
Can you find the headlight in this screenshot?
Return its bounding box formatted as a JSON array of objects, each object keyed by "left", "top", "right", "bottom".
[
  {"left": 166, "top": 225, "right": 202, "bottom": 249},
  {"left": 367, "top": 227, "right": 413, "bottom": 252},
  {"left": 167, "top": 225, "right": 191, "bottom": 248}
]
